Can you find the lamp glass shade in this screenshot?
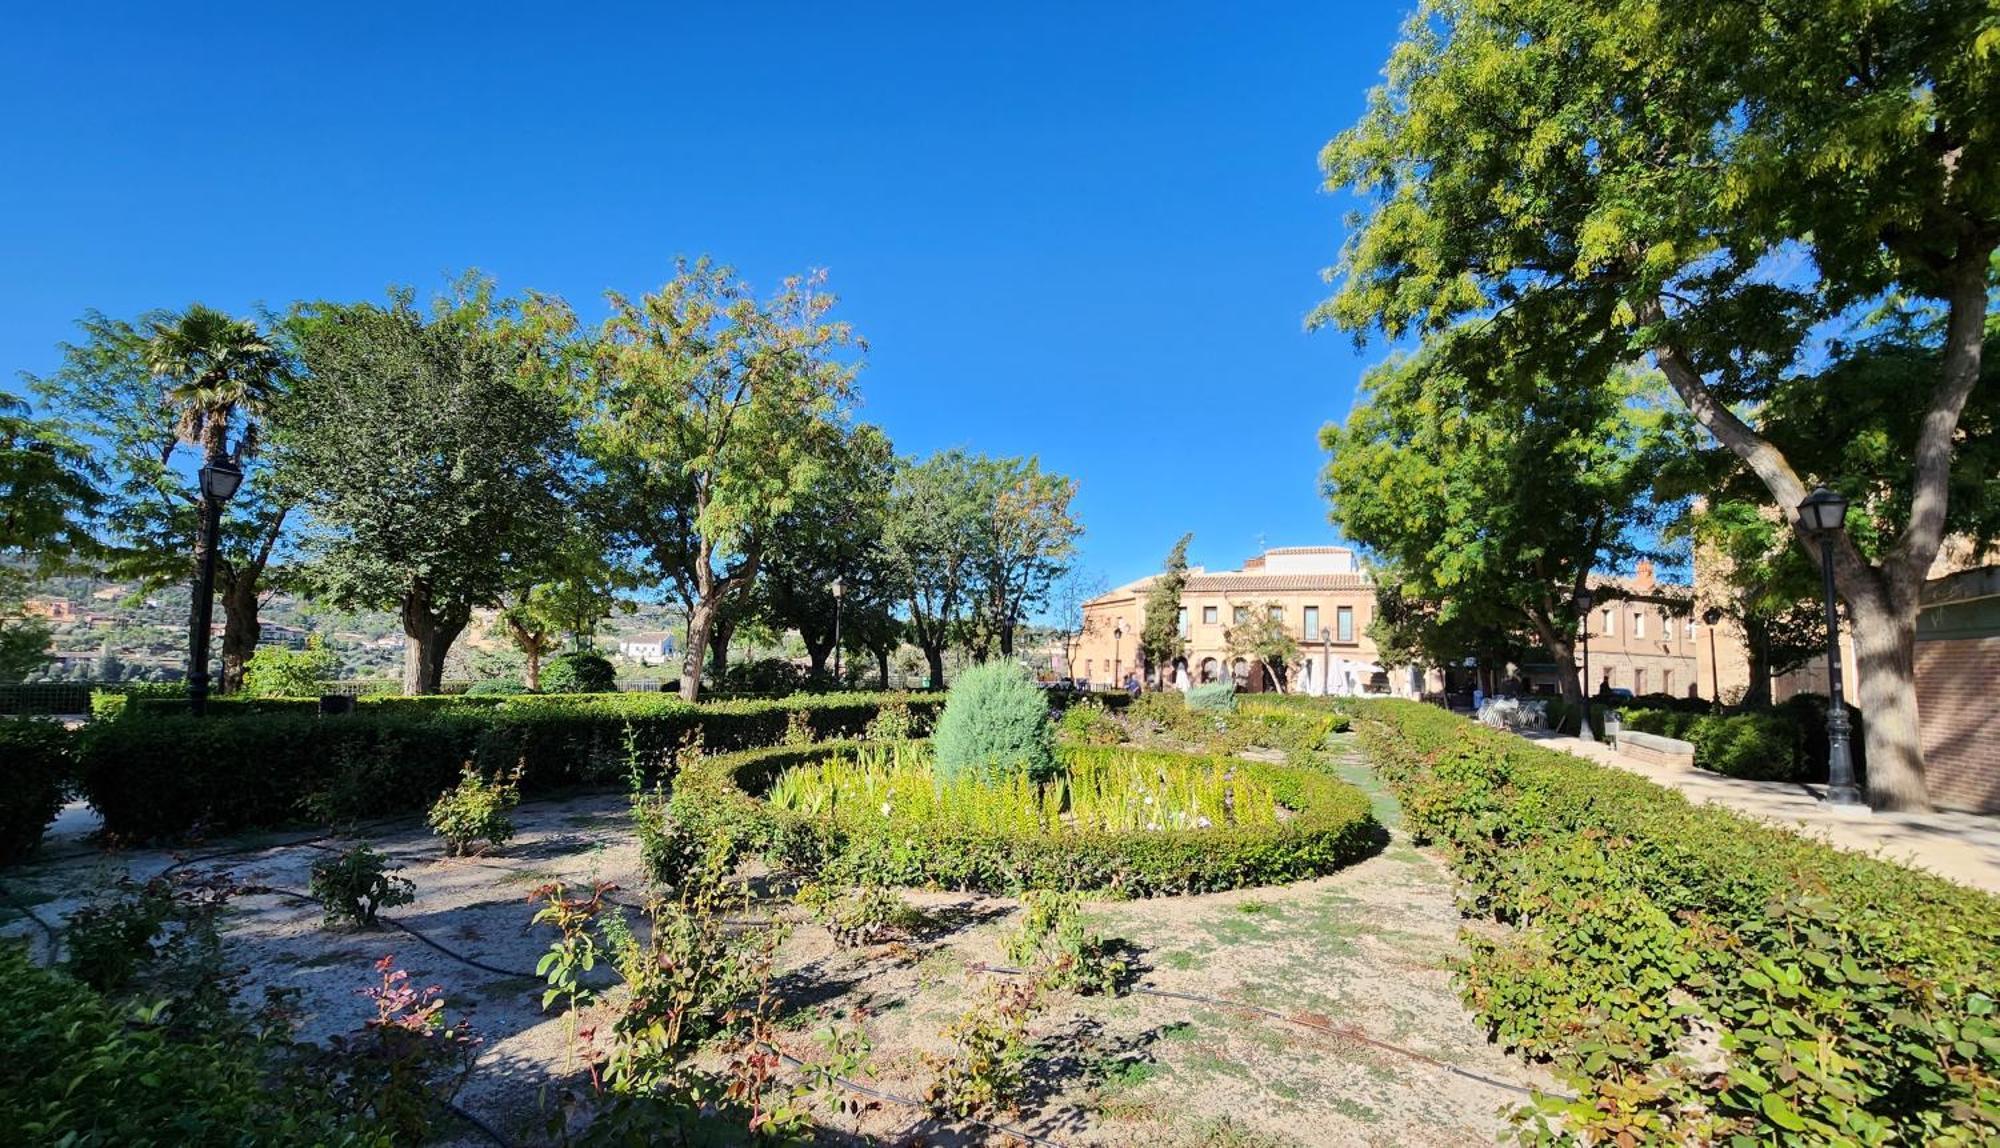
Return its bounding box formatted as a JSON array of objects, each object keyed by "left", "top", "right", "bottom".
[
  {"left": 829, "top": 578, "right": 844, "bottom": 599},
  {"left": 199, "top": 460, "right": 244, "bottom": 501},
  {"left": 1798, "top": 487, "right": 1849, "bottom": 532},
  {"left": 1702, "top": 607, "right": 1723, "bottom": 626},
  {"left": 1575, "top": 588, "right": 1594, "bottom": 612}
]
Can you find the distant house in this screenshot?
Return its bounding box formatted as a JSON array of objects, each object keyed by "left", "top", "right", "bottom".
[
  {"left": 91, "top": 584, "right": 130, "bottom": 602},
  {"left": 22, "top": 597, "right": 74, "bottom": 621},
  {"left": 618, "top": 632, "right": 676, "bottom": 662}
]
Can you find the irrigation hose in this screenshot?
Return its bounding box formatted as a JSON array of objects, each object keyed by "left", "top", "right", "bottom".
[{"left": 758, "top": 1042, "right": 1073, "bottom": 1148}]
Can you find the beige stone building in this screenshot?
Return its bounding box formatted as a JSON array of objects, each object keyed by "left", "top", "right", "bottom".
[
  {"left": 1568, "top": 560, "right": 1705, "bottom": 699},
  {"left": 1066, "top": 546, "right": 1403, "bottom": 694}
]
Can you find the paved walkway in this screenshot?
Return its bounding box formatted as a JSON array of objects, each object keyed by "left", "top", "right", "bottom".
[{"left": 1525, "top": 732, "right": 2000, "bottom": 897}]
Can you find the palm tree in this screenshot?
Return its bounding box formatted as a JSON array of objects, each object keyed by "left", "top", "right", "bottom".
[{"left": 145, "top": 304, "right": 286, "bottom": 466}]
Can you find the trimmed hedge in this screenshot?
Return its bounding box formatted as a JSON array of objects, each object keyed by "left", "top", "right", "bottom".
[
  {"left": 662, "top": 740, "right": 1382, "bottom": 897},
  {"left": 78, "top": 692, "right": 943, "bottom": 841},
  {"left": 1619, "top": 693, "right": 1866, "bottom": 783},
  {"left": 1349, "top": 698, "right": 2000, "bottom": 1145},
  {"left": 0, "top": 720, "right": 71, "bottom": 863}
]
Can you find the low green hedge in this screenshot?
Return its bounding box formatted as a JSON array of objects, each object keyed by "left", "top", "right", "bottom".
[
  {"left": 78, "top": 692, "right": 943, "bottom": 841},
  {"left": 1349, "top": 698, "right": 2000, "bottom": 1145},
  {"left": 663, "top": 740, "right": 1382, "bottom": 896},
  {"left": 1618, "top": 695, "right": 1866, "bottom": 783},
  {"left": 0, "top": 720, "right": 71, "bottom": 863}
]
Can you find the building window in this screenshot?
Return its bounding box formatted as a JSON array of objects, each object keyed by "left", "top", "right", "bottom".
[
  {"left": 1662, "top": 669, "right": 1674, "bottom": 696},
  {"left": 1085, "top": 659, "right": 1092, "bottom": 678},
  {"left": 1301, "top": 605, "right": 1319, "bottom": 638},
  {"left": 1177, "top": 607, "right": 1189, "bottom": 637},
  {"left": 1267, "top": 604, "right": 1284, "bottom": 622},
  {"left": 1632, "top": 611, "right": 1646, "bottom": 638},
  {"left": 1202, "top": 605, "right": 1217, "bottom": 625},
  {"left": 1336, "top": 605, "right": 1354, "bottom": 643},
  {"left": 1232, "top": 605, "right": 1249, "bottom": 625},
  {"left": 1601, "top": 608, "right": 1615, "bottom": 636},
  {"left": 1684, "top": 617, "right": 1695, "bottom": 640},
  {"left": 1635, "top": 668, "right": 1647, "bottom": 694}
]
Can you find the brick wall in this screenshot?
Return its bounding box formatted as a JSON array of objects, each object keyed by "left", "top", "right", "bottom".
[{"left": 1916, "top": 635, "right": 2000, "bottom": 813}]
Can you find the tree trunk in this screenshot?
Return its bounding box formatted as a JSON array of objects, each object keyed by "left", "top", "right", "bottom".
[
  {"left": 217, "top": 575, "right": 262, "bottom": 694},
  {"left": 1741, "top": 617, "right": 1774, "bottom": 708},
  {"left": 804, "top": 636, "right": 833, "bottom": 676},
  {"left": 875, "top": 647, "right": 891, "bottom": 690},
  {"left": 401, "top": 588, "right": 469, "bottom": 695},
  {"left": 998, "top": 620, "right": 1016, "bottom": 659},
  {"left": 680, "top": 596, "right": 718, "bottom": 702},
  {"left": 524, "top": 649, "right": 543, "bottom": 693},
  {"left": 708, "top": 620, "right": 732, "bottom": 683},
  {"left": 1847, "top": 584, "right": 1930, "bottom": 812},
  {"left": 923, "top": 644, "right": 946, "bottom": 690}
]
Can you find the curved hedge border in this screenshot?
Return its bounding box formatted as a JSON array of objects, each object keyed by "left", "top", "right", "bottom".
[
  {"left": 78, "top": 692, "right": 942, "bottom": 842},
  {"left": 663, "top": 740, "right": 1382, "bottom": 897},
  {"left": 0, "top": 721, "right": 70, "bottom": 864},
  {"left": 1348, "top": 697, "right": 2000, "bottom": 1145}
]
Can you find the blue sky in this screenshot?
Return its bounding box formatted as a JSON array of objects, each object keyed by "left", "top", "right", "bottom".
[{"left": 0, "top": 2, "right": 1408, "bottom": 591}]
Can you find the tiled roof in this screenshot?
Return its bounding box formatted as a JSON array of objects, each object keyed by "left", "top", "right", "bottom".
[{"left": 1185, "top": 573, "right": 1372, "bottom": 592}]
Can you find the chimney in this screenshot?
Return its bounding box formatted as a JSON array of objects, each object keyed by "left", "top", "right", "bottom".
[{"left": 1635, "top": 559, "right": 1655, "bottom": 593}]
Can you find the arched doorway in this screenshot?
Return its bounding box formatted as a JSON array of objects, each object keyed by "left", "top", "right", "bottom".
[
  {"left": 1199, "top": 656, "right": 1219, "bottom": 684},
  {"left": 1231, "top": 658, "right": 1250, "bottom": 689}
]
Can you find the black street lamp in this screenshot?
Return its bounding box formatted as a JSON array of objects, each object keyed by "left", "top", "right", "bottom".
[
  {"left": 188, "top": 458, "right": 243, "bottom": 716},
  {"left": 1799, "top": 487, "right": 1862, "bottom": 806},
  {"left": 1701, "top": 607, "right": 1724, "bottom": 710},
  {"left": 1112, "top": 622, "right": 1124, "bottom": 691},
  {"left": 1574, "top": 587, "right": 1596, "bottom": 741},
  {"left": 1320, "top": 626, "right": 1332, "bottom": 698},
  {"left": 829, "top": 578, "right": 844, "bottom": 685}
]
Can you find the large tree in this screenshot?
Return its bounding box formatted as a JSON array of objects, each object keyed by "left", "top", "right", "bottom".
[
  {"left": 572, "top": 259, "right": 860, "bottom": 702},
  {"left": 29, "top": 307, "right": 293, "bottom": 691},
  {"left": 0, "top": 394, "right": 100, "bottom": 681},
  {"left": 277, "top": 279, "right": 574, "bottom": 694},
  {"left": 1136, "top": 533, "right": 1192, "bottom": 686},
  {"left": 1321, "top": 347, "right": 1678, "bottom": 713},
  {"left": 758, "top": 423, "right": 897, "bottom": 679},
  {"left": 880, "top": 450, "right": 987, "bottom": 689},
  {"left": 1319, "top": 0, "right": 2000, "bottom": 808},
  {"left": 966, "top": 456, "right": 1081, "bottom": 661}
]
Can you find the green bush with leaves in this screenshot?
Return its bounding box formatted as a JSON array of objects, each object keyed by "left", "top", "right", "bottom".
[
  {"left": 1184, "top": 682, "right": 1238, "bottom": 712},
  {"left": 1056, "top": 695, "right": 1126, "bottom": 746},
  {"left": 540, "top": 650, "right": 617, "bottom": 694},
  {"left": 242, "top": 637, "right": 341, "bottom": 698},
  {"left": 309, "top": 844, "right": 416, "bottom": 927},
  {"left": 1005, "top": 890, "right": 1130, "bottom": 996},
  {"left": 1350, "top": 698, "right": 2000, "bottom": 1146},
  {"left": 931, "top": 661, "right": 1057, "bottom": 784},
  {"left": 0, "top": 719, "right": 69, "bottom": 863},
  {"left": 426, "top": 765, "right": 520, "bottom": 856},
  {"left": 463, "top": 676, "right": 527, "bottom": 696}
]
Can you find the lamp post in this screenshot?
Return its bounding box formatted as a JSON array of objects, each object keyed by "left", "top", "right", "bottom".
[
  {"left": 1701, "top": 607, "right": 1724, "bottom": 710},
  {"left": 187, "top": 458, "right": 244, "bottom": 716},
  {"left": 1320, "top": 627, "right": 1332, "bottom": 698},
  {"left": 1112, "top": 622, "right": 1124, "bottom": 692},
  {"left": 829, "top": 578, "right": 844, "bottom": 685},
  {"left": 1574, "top": 587, "right": 1595, "bottom": 741},
  {"left": 1798, "top": 487, "right": 1862, "bottom": 806}
]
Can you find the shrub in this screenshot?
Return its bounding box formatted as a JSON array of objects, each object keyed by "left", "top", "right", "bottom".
[
  {"left": 1005, "top": 890, "right": 1130, "bottom": 996},
  {"left": 862, "top": 698, "right": 914, "bottom": 741},
  {"left": 797, "top": 882, "right": 928, "bottom": 948},
  {"left": 931, "top": 661, "right": 1057, "bottom": 784},
  {"left": 242, "top": 638, "right": 340, "bottom": 698},
  {"left": 1184, "top": 682, "right": 1237, "bottom": 712},
  {"left": 924, "top": 980, "right": 1039, "bottom": 1117},
  {"left": 1619, "top": 706, "right": 1804, "bottom": 781},
  {"left": 720, "top": 656, "right": 806, "bottom": 694},
  {"left": 1350, "top": 698, "right": 2000, "bottom": 1146},
  {"left": 426, "top": 766, "right": 520, "bottom": 856},
  {"left": 463, "top": 676, "right": 527, "bottom": 696},
  {"left": 541, "top": 650, "right": 617, "bottom": 694},
  {"left": 1056, "top": 695, "right": 1125, "bottom": 746},
  {"left": 309, "top": 845, "right": 416, "bottom": 927},
  {"left": 0, "top": 720, "right": 69, "bottom": 863}
]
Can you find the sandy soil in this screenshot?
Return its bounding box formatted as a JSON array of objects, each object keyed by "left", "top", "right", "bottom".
[{"left": 0, "top": 736, "right": 1550, "bottom": 1147}]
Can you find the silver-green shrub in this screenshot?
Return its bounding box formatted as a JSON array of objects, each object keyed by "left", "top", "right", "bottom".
[{"left": 930, "top": 661, "right": 1056, "bottom": 784}]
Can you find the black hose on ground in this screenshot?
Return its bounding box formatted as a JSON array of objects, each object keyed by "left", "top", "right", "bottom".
[{"left": 758, "top": 1042, "right": 1073, "bottom": 1148}]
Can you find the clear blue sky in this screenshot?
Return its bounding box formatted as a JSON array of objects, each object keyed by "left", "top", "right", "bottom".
[{"left": 0, "top": 2, "right": 1408, "bottom": 591}]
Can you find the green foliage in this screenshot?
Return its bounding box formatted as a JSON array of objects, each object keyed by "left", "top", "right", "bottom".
[
  {"left": 308, "top": 845, "right": 416, "bottom": 927},
  {"left": 426, "top": 765, "right": 520, "bottom": 856},
  {"left": 1619, "top": 702, "right": 1867, "bottom": 783},
  {"left": 540, "top": 649, "right": 617, "bottom": 694},
  {"left": 690, "top": 740, "right": 1379, "bottom": 896},
  {"left": 1184, "top": 681, "right": 1237, "bottom": 712},
  {"left": 924, "top": 979, "right": 1040, "bottom": 1118},
  {"left": 1005, "top": 890, "right": 1131, "bottom": 997},
  {"left": 796, "top": 881, "right": 928, "bottom": 948},
  {"left": 1223, "top": 603, "right": 1303, "bottom": 692},
  {"left": 1138, "top": 533, "right": 1192, "bottom": 675},
  {"left": 463, "top": 675, "right": 527, "bottom": 696},
  {"left": 242, "top": 636, "right": 340, "bottom": 697},
  {"left": 76, "top": 691, "right": 942, "bottom": 840},
  {"left": 0, "top": 720, "right": 69, "bottom": 863},
  {"left": 1056, "top": 695, "right": 1125, "bottom": 746},
  {"left": 1351, "top": 699, "right": 2000, "bottom": 1146},
  {"left": 931, "top": 659, "right": 1057, "bottom": 784},
  {"left": 862, "top": 697, "right": 914, "bottom": 741},
  {"left": 0, "top": 392, "right": 100, "bottom": 566}
]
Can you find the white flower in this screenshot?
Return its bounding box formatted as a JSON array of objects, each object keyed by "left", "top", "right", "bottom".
[
  {"left": 1197, "top": 816, "right": 1213, "bottom": 829},
  {"left": 880, "top": 802, "right": 893, "bottom": 817},
  {"left": 1143, "top": 795, "right": 1154, "bottom": 806}
]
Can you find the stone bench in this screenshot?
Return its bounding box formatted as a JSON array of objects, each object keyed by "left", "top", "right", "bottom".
[{"left": 1612, "top": 729, "right": 1696, "bottom": 770}]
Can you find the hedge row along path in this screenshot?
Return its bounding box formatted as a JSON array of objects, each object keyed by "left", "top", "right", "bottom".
[
  {"left": 1533, "top": 730, "right": 2000, "bottom": 894},
  {"left": 1, "top": 734, "right": 1553, "bottom": 1146}
]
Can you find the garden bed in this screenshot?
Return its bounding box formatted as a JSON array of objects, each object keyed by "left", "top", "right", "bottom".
[{"left": 663, "top": 740, "right": 1383, "bottom": 896}]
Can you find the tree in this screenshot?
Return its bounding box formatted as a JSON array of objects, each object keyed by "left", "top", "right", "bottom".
[
  {"left": 966, "top": 456, "right": 1081, "bottom": 661},
  {"left": 494, "top": 529, "right": 630, "bottom": 692},
  {"left": 1321, "top": 346, "right": 1679, "bottom": 712},
  {"left": 1318, "top": 0, "right": 1999, "bottom": 808},
  {"left": 758, "top": 424, "right": 896, "bottom": 678},
  {"left": 1225, "top": 602, "right": 1300, "bottom": 693},
  {"left": 880, "top": 451, "right": 987, "bottom": 688},
  {"left": 1136, "top": 534, "right": 1192, "bottom": 686},
  {"left": 1049, "top": 567, "right": 1110, "bottom": 685},
  {"left": 29, "top": 308, "right": 293, "bottom": 691},
  {"left": 573, "top": 259, "right": 860, "bottom": 702},
  {"left": 277, "top": 279, "right": 574, "bottom": 694},
  {"left": 0, "top": 393, "right": 99, "bottom": 565}
]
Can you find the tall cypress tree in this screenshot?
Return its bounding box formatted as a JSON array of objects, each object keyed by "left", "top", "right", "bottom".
[{"left": 1137, "top": 533, "right": 1192, "bottom": 687}]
